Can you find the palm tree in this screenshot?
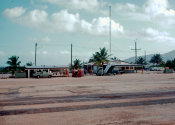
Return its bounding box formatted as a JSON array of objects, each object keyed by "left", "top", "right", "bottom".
[
  {"left": 111, "top": 56, "right": 119, "bottom": 61},
  {"left": 90, "top": 47, "right": 109, "bottom": 75},
  {"left": 6, "top": 56, "right": 21, "bottom": 75},
  {"left": 137, "top": 57, "right": 145, "bottom": 65},
  {"left": 26, "top": 62, "right": 33, "bottom": 66},
  {"left": 166, "top": 59, "right": 175, "bottom": 69},
  {"left": 149, "top": 54, "right": 163, "bottom": 65},
  {"left": 73, "top": 59, "right": 82, "bottom": 69}
]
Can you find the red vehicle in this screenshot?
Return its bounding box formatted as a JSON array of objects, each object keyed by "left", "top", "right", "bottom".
[{"left": 72, "top": 69, "right": 84, "bottom": 77}]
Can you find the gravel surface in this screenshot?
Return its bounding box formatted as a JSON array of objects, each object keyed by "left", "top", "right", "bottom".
[{"left": 0, "top": 72, "right": 175, "bottom": 125}]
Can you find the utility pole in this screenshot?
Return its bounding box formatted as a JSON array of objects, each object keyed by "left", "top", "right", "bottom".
[
  {"left": 35, "top": 42, "right": 37, "bottom": 66},
  {"left": 71, "top": 43, "right": 72, "bottom": 68},
  {"left": 109, "top": 5, "right": 111, "bottom": 56},
  {"left": 131, "top": 39, "right": 141, "bottom": 73},
  {"left": 144, "top": 50, "right": 146, "bottom": 64}
]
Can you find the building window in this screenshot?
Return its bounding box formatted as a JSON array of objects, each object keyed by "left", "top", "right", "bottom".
[{"left": 126, "top": 67, "right": 129, "bottom": 70}]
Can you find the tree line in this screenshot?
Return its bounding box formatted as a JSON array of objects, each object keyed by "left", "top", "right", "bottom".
[
  {"left": 137, "top": 54, "right": 163, "bottom": 65},
  {"left": 1, "top": 48, "right": 175, "bottom": 74},
  {"left": 137, "top": 54, "right": 175, "bottom": 69}
]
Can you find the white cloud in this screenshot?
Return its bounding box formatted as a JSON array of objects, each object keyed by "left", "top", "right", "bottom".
[
  {"left": 16, "top": 9, "right": 49, "bottom": 30},
  {"left": 5, "top": 8, "right": 124, "bottom": 36},
  {"left": 22, "top": 9, "right": 47, "bottom": 24},
  {"left": 145, "top": 28, "right": 169, "bottom": 37},
  {"left": 119, "top": 0, "right": 175, "bottom": 24},
  {"left": 80, "top": 20, "right": 92, "bottom": 32},
  {"left": 113, "top": 3, "right": 138, "bottom": 12},
  {"left": 3, "top": 7, "right": 26, "bottom": 18},
  {"left": 51, "top": 10, "right": 80, "bottom": 32},
  {"left": 79, "top": 17, "right": 124, "bottom": 36},
  {"left": 41, "top": 0, "right": 99, "bottom": 12},
  {"left": 145, "top": 0, "right": 175, "bottom": 16},
  {"left": 119, "top": 0, "right": 175, "bottom": 28},
  {"left": 127, "top": 12, "right": 151, "bottom": 22},
  {"left": 89, "top": 17, "right": 124, "bottom": 35},
  {"left": 80, "top": 17, "right": 124, "bottom": 36},
  {"left": 125, "top": 27, "right": 175, "bottom": 43},
  {"left": 143, "top": 28, "right": 175, "bottom": 43}
]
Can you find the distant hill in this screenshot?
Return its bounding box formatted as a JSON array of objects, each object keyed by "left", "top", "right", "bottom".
[{"left": 125, "top": 50, "right": 175, "bottom": 63}]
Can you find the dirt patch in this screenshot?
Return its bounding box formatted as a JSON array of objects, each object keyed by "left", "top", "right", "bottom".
[{"left": 1, "top": 98, "right": 175, "bottom": 116}]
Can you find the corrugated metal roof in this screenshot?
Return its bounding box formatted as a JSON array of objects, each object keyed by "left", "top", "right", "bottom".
[
  {"left": 111, "top": 60, "right": 141, "bottom": 66},
  {"left": 25, "top": 65, "right": 69, "bottom": 69},
  {"left": 84, "top": 60, "right": 141, "bottom": 66}
]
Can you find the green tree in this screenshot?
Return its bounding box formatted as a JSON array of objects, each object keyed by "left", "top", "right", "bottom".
[
  {"left": 165, "top": 59, "right": 175, "bottom": 69},
  {"left": 149, "top": 54, "right": 163, "bottom": 65},
  {"left": 137, "top": 56, "right": 145, "bottom": 65},
  {"left": 73, "top": 59, "right": 82, "bottom": 69},
  {"left": 0, "top": 67, "right": 9, "bottom": 73},
  {"left": 26, "top": 62, "right": 33, "bottom": 66},
  {"left": 111, "top": 56, "right": 119, "bottom": 61},
  {"left": 90, "top": 47, "right": 109, "bottom": 74},
  {"left": 6, "top": 56, "right": 21, "bottom": 75}
]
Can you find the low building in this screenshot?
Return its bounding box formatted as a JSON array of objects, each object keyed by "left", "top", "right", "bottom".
[
  {"left": 83, "top": 60, "right": 141, "bottom": 75},
  {"left": 25, "top": 65, "right": 69, "bottom": 78},
  {"left": 105, "top": 60, "right": 141, "bottom": 74},
  {"left": 83, "top": 62, "right": 96, "bottom": 74}
]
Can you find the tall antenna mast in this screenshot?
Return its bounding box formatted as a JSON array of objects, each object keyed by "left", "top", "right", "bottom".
[{"left": 109, "top": 5, "right": 111, "bottom": 56}]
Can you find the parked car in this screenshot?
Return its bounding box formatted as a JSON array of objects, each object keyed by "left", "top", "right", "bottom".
[
  {"left": 33, "top": 71, "right": 53, "bottom": 78},
  {"left": 111, "top": 67, "right": 124, "bottom": 74},
  {"left": 150, "top": 67, "right": 164, "bottom": 71}
]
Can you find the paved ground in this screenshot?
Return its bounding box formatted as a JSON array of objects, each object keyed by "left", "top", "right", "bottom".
[{"left": 0, "top": 72, "right": 175, "bottom": 125}]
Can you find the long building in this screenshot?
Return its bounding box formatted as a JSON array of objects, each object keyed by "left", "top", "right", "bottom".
[
  {"left": 25, "top": 65, "right": 69, "bottom": 78},
  {"left": 84, "top": 60, "right": 141, "bottom": 74}
]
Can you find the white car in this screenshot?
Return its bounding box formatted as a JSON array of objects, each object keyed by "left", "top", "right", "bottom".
[{"left": 33, "top": 71, "right": 53, "bottom": 78}]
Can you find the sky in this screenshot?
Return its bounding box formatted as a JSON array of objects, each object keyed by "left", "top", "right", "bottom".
[{"left": 1, "top": 0, "right": 175, "bottom": 66}]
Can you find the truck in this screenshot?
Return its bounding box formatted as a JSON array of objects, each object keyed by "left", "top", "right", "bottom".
[{"left": 33, "top": 71, "right": 53, "bottom": 78}]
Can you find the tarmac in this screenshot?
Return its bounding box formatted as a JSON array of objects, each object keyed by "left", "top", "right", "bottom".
[{"left": 0, "top": 72, "right": 175, "bottom": 125}]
